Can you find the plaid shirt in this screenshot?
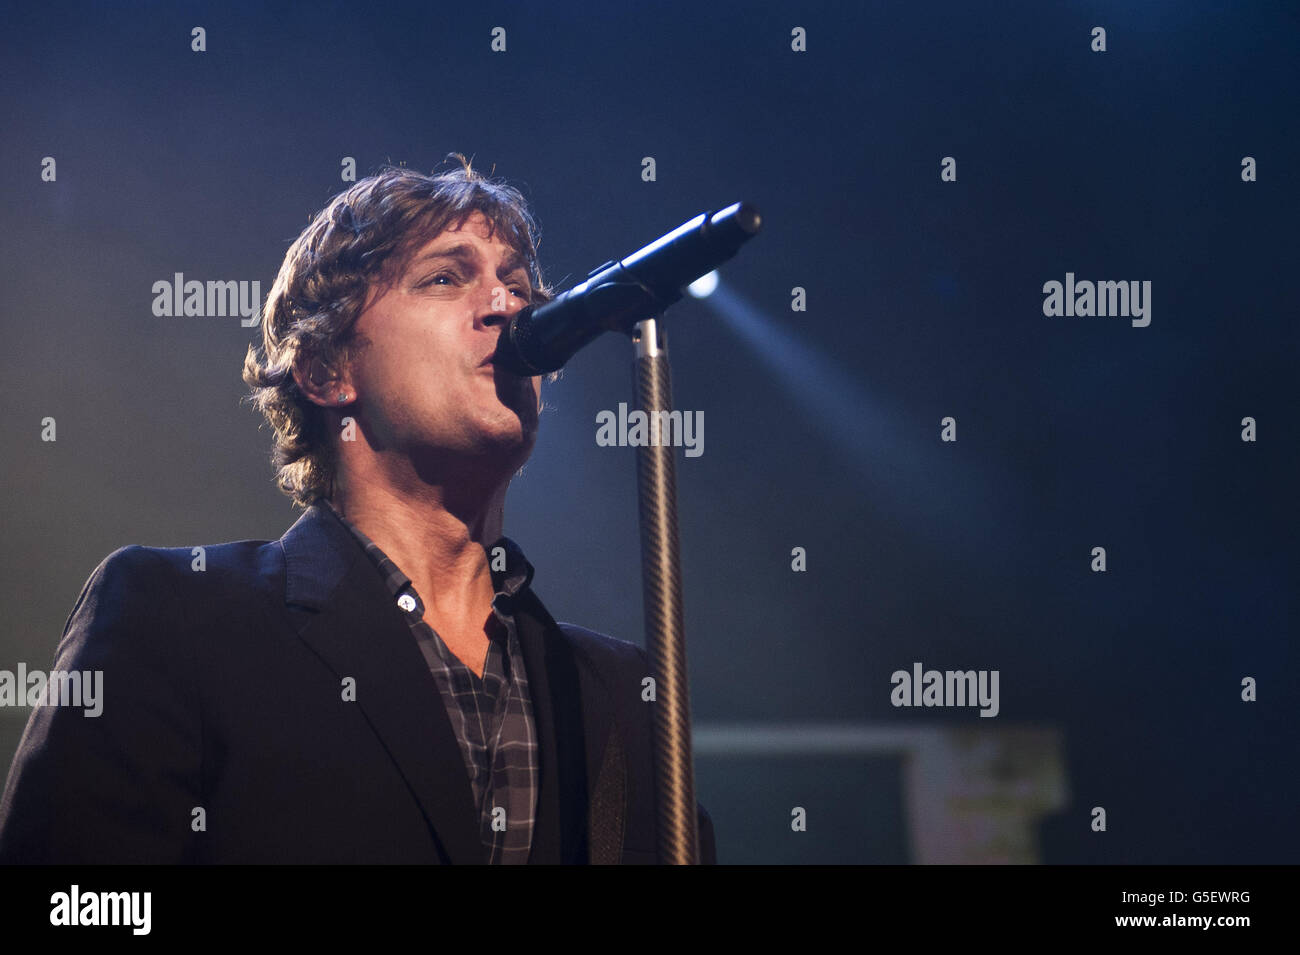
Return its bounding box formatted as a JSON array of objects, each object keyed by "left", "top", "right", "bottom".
[{"left": 323, "top": 500, "right": 539, "bottom": 864}]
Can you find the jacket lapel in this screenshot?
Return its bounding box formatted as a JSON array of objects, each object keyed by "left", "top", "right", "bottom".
[
  {"left": 277, "top": 503, "right": 485, "bottom": 865},
  {"left": 514, "top": 593, "right": 618, "bottom": 864}
]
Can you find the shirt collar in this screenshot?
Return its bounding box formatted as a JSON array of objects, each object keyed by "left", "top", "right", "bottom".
[{"left": 321, "top": 498, "right": 535, "bottom": 616}]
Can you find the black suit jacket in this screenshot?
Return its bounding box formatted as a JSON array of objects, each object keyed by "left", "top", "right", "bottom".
[{"left": 0, "top": 503, "right": 715, "bottom": 864}]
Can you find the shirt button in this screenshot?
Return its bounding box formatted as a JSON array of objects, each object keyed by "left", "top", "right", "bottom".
[{"left": 397, "top": 594, "right": 417, "bottom": 613}]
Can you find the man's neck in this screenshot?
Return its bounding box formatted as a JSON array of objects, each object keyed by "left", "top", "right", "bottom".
[{"left": 330, "top": 463, "right": 509, "bottom": 627}]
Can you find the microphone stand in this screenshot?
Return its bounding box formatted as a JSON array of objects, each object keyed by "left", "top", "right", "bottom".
[
  {"left": 630, "top": 316, "right": 699, "bottom": 865},
  {"left": 502, "top": 202, "right": 759, "bottom": 863}
]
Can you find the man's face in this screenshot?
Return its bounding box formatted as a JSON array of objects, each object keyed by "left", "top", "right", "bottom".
[{"left": 344, "top": 210, "right": 543, "bottom": 474}]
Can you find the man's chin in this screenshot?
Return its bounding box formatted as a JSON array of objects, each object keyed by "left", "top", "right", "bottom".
[
  {"left": 475, "top": 413, "right": 538, "bottom": 462},
  {"left": 408, "top": 425, "right": 535, "bottom": 489}
]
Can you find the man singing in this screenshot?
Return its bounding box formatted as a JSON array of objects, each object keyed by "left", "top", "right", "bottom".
[{"left": 0, "top": 156, "right": 715, "bottom": 864}]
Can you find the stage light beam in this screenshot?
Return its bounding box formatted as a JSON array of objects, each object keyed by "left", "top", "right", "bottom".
[
  {"left": 702, "top": 283, "right": 1028, "bottom": 564},
  {"left": 687, "top": 270, "right": 719, "bottom": 299}
]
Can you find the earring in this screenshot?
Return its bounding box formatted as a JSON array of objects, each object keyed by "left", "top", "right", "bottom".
[{"left": 337, "top": 392, "right": 349, "bottom": 403}]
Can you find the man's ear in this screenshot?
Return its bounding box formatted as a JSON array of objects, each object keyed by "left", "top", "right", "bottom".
[{"left": 293, "top": 354, "right": 355, "bottom": 409}]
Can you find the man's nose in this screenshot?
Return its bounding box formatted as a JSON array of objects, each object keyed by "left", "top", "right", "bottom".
[{"left": 477, "top": 283, "right": 526, "bottom": 330}]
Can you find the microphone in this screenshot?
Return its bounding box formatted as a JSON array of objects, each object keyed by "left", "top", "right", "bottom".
[{"left": 493, "top": 201, "right": 762, "bottom": 375}]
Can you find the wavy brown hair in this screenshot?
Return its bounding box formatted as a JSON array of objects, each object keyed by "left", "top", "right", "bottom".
[{"left": 242, "top": 155, "right": 553, "bottom": 508}]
